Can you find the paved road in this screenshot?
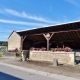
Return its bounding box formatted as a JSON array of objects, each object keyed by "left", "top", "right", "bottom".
[{"left": 0, "top": 64, "right": 57, "bottom": 80}]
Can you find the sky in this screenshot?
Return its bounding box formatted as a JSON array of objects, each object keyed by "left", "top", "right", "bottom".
[{"left": 0, "top": 0, "right": 80, "bottom": 41}]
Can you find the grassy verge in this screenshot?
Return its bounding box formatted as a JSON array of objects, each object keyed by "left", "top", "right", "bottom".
[
  {"left": 0, "top": 50, "right": 3, "bottom": 57},
  {"left": 0, "top": 53, "right": 3, "bottom": 57}
]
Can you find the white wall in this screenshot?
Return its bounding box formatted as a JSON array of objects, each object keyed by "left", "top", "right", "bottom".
[{"left": 8, "top": 31, "right": 21, "bottom": 50}]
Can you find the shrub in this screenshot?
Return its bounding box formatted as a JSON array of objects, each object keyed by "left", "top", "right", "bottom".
[
  {"left": 8, "top": 50, "right": 11, "bottom": 52},
  {"left": 30, "top": 47, "right": 35, "bottom": 50},
  {"left": 14, "top": 48, "right": 18, "bottom": 52},
  {"left": 64, "top": 47, "right": 73, "bottom": 52},
  {"left": 40, "top": 47, "right": 46, "bottom": 51},
  {"left": 8, "top": 48, "right": 18, "bottom": 52},
  {"left": 0, "top": 54, "right": 2, "bottom": 57},
  {"left": 53, "top": 47, "right": 73, "bottom": 52},
  {"left": 50, "top": 48, "right": 54, "bottom": 51}
]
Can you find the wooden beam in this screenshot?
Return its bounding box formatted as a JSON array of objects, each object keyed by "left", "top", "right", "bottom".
[
  {"left": 22, "top": 36, "right": 26, "bottom": 41},
  {"left": 21, "top": 36, "right": 23, "bottom": 50},
  {"left": 43, "top": 33, "right": 54, "bottom": 51},
  {"left": 43, "top": 33, "right": 54, "bottom": 40},
  {"left": 76, "top": 31, "right": 80, "bottom": 38},
  {"left": 43, "top": 34, "right": 48, "bottom": 40},
  {"left": 49, "top": 33, "right": 54, "bottom": 40},
  {"left": 20, "top": 29, "right": 80, "bottom": 37}
]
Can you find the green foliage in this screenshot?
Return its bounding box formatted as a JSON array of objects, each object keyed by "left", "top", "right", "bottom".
[
  {"left": 50, "top": 48, "right": 54, "bottom": 51},
  {"left": 0, "top": 46, "right": 7, "bottom": 52},
  {"left": 0, "top": 50, "right": 2, "bottom": 52},
  {"left": 19, "top": 47, "right": 22, "bottom": 50},
  {"left": 0, "top": 54, "right": 2, "bottom": 57},
  {"left": 0, "top": 41, "right": 8, "bottom": 46}
]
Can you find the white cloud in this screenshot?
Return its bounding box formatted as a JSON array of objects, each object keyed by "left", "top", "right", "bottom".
[
  {"left": 0, "top": 19, "right": 49, "bottom": 26},
  {"left": 65, "top": 0, "right": 80, "bottom": 7},
  {"left": 0, "top": 10, "right": 3, "bottom": 13},
  {"left": 2, "top": 8, "right": 57, "bottom": 23}
]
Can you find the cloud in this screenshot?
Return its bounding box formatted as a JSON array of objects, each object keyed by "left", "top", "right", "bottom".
[
  {"left": 0, "top": 19, "right": 49, "bottom": 26},
  {"left": 0, "top": 10, "right": 4, "bottom": 14},
  {"left": 65, "top": 0, "right": 80, "bottom": 7},
  {"left": 1, "top": 8, "right": 57, "bottom": 23}
]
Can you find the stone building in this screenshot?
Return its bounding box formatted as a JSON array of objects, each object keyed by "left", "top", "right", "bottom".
[
  {"left": 8, "top": 21, "right": 80, "bottom": 65},
  {"left": 8, "top": 31, "right": 21, "bottom": 50},
  {"left": 8, "top": 21, "right": 80, "bottom": 51}
]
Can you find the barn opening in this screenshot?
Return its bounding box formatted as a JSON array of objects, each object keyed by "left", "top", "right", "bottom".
[{"left": 17, "top": 21, "right": 80, "bottom": 51}]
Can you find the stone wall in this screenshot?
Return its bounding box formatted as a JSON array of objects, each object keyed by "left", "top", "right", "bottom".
[
  {"left": 76, "top": 52, "right": 80, "bottom": 56},
  {"left": 8, "top": 31, "right": 21, "bottom": 50},
  {"left": 30, "top": 51, "right": 75, "bottom": 65},
  {"left": 3, "top": 52, "right": 16, "bottom": 57}
]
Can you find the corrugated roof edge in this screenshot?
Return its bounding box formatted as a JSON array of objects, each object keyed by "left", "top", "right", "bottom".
[{"left": 17, "top": 20, "right": 80, "bottom": 32}]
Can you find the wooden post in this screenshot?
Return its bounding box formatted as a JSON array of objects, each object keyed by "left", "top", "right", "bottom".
[
  {"left": 22, "top": 36, "right": 26, "bottom": 42},
  {"left": 21, "top": 36, "right": 26, "bottom": 50},
  {"left": 47, "top": 39, "right": 49, "bottom": 51},
  {"left": 21, "top": 36, "right": 23, "bottom": 50},
  {"left": 43, "top": 33, "right": 54, "bottom": 51}
]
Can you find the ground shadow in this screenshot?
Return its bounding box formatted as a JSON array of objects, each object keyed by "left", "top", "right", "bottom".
[
  {"left": 75, "top": 60, "right": 80, "bottom": 64},
  {"left": 0, "top": 72, "right": 22, "bottom": 80},
  {"left": 75, "top": 56, "right": 80, "bottom": 64}
]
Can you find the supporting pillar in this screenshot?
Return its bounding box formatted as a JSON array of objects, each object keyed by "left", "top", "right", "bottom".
[
  {"left": 20, "top": 36, "right": 27, "bottom": 61},
  {"left": 47, "top": 39, "right": 49, "bottom": 51},
  {"left": 43, "top": 33, "right": 54, "bottom": 51},
  {"left": 21, "top": 36, "right": 23, "bottom": 50},
  {"left": 21, "top": 36, "right": 26, "bottom": 50}
]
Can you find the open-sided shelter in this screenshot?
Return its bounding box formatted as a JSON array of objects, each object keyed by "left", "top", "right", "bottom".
[{"left": 8, "top": 21, "right": 80, "bottom": 51}]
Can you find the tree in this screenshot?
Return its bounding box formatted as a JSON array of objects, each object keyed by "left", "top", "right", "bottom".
[{"left": 0, "top": 41, "right": 8, "bottom": 46}]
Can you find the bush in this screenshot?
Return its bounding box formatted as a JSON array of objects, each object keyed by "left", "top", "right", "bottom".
[
  {"left": 14, "top": 48, "right": 18, "bottom": 52},
  {"left": 52, "top": 47, "right": 73, "bottom": 52},
  {"left": 50, "top": 48, "right": 54, "bottom": 51},
  {"left": 8, "top": 48, "right": 18, "bottom": 52},
  {"left": 0, "top": 54, "right": 2, "bottom": 57}
]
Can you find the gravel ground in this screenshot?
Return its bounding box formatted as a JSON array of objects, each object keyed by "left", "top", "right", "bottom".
[{"left": 0, "top": 57, "right": 80, "bottom": 79}]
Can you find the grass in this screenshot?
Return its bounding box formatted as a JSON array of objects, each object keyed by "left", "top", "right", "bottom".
[
  {"left": 0, "top": 50, "right": 3, "bottom": 57},
  {"left": 0, "top": 53, "right": 3, "bottom": 57},
  {"left": 0, "top": 50, "right": 2, "bottom": 52}
]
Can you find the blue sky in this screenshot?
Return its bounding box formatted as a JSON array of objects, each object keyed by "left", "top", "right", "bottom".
[{"left": 0, "top": 0, "right": 80, "bottom": 41}]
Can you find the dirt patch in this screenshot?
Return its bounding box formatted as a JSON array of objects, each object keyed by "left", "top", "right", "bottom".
[
  {"left": 27, "top": 60, "right": 52, "bottom": 66},
  {"left": 24, "top": 60, "right": 80, "bottom": 79},
  {"left": 0, "top": 57, "right": 80, "bottom": 79}
]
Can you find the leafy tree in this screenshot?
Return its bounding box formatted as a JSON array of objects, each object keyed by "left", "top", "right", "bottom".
[{"left": 0, "top": 41, "right": 8, "bottom": 46}]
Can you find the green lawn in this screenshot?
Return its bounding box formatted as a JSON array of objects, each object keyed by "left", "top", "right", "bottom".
[
  {"left": 0, "top": 49, "right": 2, "bottom": 52},
  {"left": 0, "top": 53, "right": 2, "bottom": 57},
  {"left": 0, "top": 50, "right": 3, "bottom": 57}
]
